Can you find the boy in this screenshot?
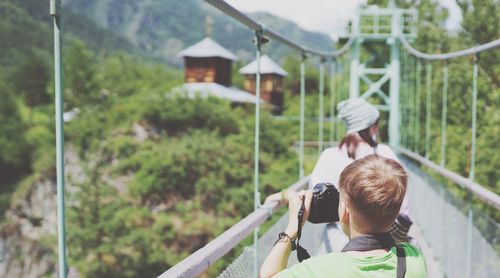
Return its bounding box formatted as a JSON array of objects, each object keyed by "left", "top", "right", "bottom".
[{"left": 260, "top": 155, "right": 426, "bottom": 277}]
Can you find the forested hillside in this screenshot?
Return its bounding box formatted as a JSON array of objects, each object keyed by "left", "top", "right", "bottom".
[
  {"left": 62, "top": 0, "right": 335, "bottom": 63},
  {"left": 0, "top": 0, "right": 498, "bottom": 277}
]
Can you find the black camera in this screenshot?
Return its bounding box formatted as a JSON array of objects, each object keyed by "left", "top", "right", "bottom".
[{"left": 308, "top": 182, "right": 340, "bottom": 223}]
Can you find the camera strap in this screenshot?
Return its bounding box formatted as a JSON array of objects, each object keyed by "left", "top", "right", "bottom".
[
  {"left": 342, "top": 233, "right": 406, "bottom": 278},
  {"left": 295, "top": 196, "right": 311, "bottom": 262}
]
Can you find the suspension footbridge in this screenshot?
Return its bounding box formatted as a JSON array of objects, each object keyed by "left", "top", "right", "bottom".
[{"left": 45, "top": 0, "right": 500, "bottom": 277}]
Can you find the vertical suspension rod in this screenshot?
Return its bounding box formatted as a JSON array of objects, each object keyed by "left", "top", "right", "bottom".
[
  {"left": 401, "top": 48, "right": 406, "bottom": 148},
  {"left": 252, "top": 29, "right": 263, "bottom": 278},
  {"left": 425, "top": 62, "right": 432, "bottom": 159},
  {"left": 299, "top": 53, "right": 306, "bottom": 178},
  {"left": 470, "top": 56, "right": 478, "bottom": 181},
  {"left": 415, "top": 60, "right": 422, "bottom": 153},
  {"left": 440, "top": 62, "right": 448, "bottom": 167},
  {"left": 410, "top": 56, "right": 416, "bottom": 150},
  {"left": 318, "top": 59, "right": 325, "bottom": 154},
  {"left": 50, "top": 1, "right": 67, "bottom": 277},
  {"left": 329, "top": 59, "right": 337, "bottom": 144}
]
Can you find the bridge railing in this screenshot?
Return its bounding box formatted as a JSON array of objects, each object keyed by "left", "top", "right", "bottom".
[
  {"left": 398, "top": 148, "right": 500, "bottom": 210},
  {"left": 399, "top": 152, "right": 500, "bottom": 278},
  {"left": 159, "top": 177, "right": 309, "bottom": 278}
]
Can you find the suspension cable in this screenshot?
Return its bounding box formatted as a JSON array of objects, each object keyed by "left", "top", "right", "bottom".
[
  {"left": 205, "top": 0, "right": 354, "bottom": 59},
  {"left": 410, "top": 56, "right": 416, "bottom": 151},
  {"left": 470, "top": 56, "right": 479, "bottom": 181},
  {"left": 299, "top": 53, "right": 306, "bottom": 178},
  {"left": 252, "top": 30, "right": 263, "bottom": 278},
  {"left": 50, "top": 1, "right": 67, "bottom": 277},
  {"left": 425, "top": 62, "right": 432, "bottom": 159},
  {"left": 318, "top": 59, "right": 325, "bottom": 155},
  {"left": 440, "top": 62, "right": 448, "bottom": 167},
  {"left": 400, "top": 35, "right": 500, "bottom": 60},
  {"left": 329, "top": 60, "right": 337, "bottom": 144},
  {"left": 336, "top": 58, "right": 344, "bottom": 141},
  {"left": 415, "top": 60, "right": 422, "bottom": 154}
]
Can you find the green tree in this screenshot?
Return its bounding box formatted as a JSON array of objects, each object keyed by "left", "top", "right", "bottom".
[
  {"left": 0, "top": 81, "right": 28, "bottom": 175},
  {"left": 12, "top": 51, "right": 51, "bottom": 109},
  {"left": 64, "top": 39, "right": 98, "bottom": 108}
]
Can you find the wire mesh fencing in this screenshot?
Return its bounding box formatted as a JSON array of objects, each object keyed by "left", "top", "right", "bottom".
[
  {"left": 402, "top": 156, "right": 500, "bottom": 278},
  {"left": 218, "top": 211, "right": 325, "bottom": 277}
]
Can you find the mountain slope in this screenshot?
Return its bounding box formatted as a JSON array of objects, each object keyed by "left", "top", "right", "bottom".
[
  {"left": 63, "top": 0, "right": 334, "bottom": 63},
  {"left": 7, "top": 0, "right": 138, "bottom": 56}
]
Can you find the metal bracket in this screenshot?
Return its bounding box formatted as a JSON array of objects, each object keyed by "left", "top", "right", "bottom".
[
  {"left": 253, "top": 29, "right": 268, "bottom": 51},
  {"left": 301, "top": 51, "right": 308, "bottom": 61}
]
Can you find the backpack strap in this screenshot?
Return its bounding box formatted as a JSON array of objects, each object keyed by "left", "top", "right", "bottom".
[{"left": 396, "top": 245, "right": 407, "bottom": 278}]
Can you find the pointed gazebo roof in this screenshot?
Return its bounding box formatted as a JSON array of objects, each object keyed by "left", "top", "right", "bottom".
[
  {"left": 239, "top": 55, "right": 288, "bottom": 76},
  {"left": 177, "top": 37, "right": 237, "bottom": 61}
]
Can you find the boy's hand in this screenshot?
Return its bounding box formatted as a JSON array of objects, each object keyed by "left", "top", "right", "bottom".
[{"left": 284, "top": 190, "right": 312, "bottom": 239}]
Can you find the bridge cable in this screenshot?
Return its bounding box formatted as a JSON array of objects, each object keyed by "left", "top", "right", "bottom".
[
  {"left": 425, "top": 62, "right": 432, "bottom": 159},
  {"left": 470, "top": 55, "right": 479, "bottom": 181},
  {"left": 204, "top": 0, "right": 355, "bottom": 59},
  {"left": 400, "top": 35, "right": 500, "bottom": 60},
  {"left": 318, "top": 59, "right": 325, "bottom": 155},
  {"left": 299, "top": 52, "right": 307, "bottom": 178},
  {"left": 50, "top": 1, "right": 68, "bottom": 277},
  {"left": 329, "top": 60, "right": 337, "bottom": 144},
  {"left": 410, "top": 56, "right": 416, "bottom": 152},
  {"left": 415, "top": 60, "right": 422, "bottom": 155},
  {"left": 252, "top": 29, "right": 263, "bottom": 278},
  {"left": 402, "top": 49, "right": 409, "bottom": 148},
  {"left": 440, "top": 61, "right": 448, "bottom": 167}
]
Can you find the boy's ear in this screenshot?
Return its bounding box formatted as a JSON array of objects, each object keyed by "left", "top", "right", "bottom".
[{"left": 341, "top": 201, "right": 350, "bottom": 224}]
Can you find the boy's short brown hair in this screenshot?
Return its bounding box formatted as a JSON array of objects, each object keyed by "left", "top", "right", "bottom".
[{"left": 339, "top": 155, "right": 408, "bottom": 232}]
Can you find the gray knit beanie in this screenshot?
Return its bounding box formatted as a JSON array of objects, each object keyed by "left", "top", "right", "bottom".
[{"left": 337, "top": 98, "right": 380, "bottom": 134}]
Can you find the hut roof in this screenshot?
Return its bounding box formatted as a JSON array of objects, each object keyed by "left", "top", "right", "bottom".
[
  {"left": 177, "top": 37, "right": 237, "bottom": 61},
  {"left": 239, "top": 55, "right": 288, "bottom": 76}
]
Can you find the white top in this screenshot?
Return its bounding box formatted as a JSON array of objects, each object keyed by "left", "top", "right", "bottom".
[
  {"left": 308, "top": 143, "right": 410, "bottom": 216},
  {"left": 177, "top": 37, "right": 237, "bottom": 61},
  {"left": 173, "top": 82, "right": 262, "bottom": 104},
  {"left": 239, "top": 55, "right": 288, "bottom": 76}
]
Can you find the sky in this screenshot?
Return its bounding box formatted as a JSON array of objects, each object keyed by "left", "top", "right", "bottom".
[{"left": 225, "top": 0, "right": 462, "bottom": 40}]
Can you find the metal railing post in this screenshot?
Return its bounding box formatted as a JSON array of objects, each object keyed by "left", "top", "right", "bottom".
[{"left": 50, "top": 1, "right": 67, "bottom": 277}]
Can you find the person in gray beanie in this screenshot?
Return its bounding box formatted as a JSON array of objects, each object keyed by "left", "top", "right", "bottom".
[
  {"left": 338, "top": 97, "right": 380, "bottom": 135},
  {"left": 336, "top": 98, "right": 381, "bottom": 159}
]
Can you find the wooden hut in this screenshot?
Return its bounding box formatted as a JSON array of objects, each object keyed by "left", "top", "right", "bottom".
[
  {"left": 178, "top": 37, "right": 237, "bottom": 86},
  {"left": 175, "top": 37, "right": 259, "bottom": 104},
  {"left": 239, "top": 55, "right": 288, "bottom": 114}
]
